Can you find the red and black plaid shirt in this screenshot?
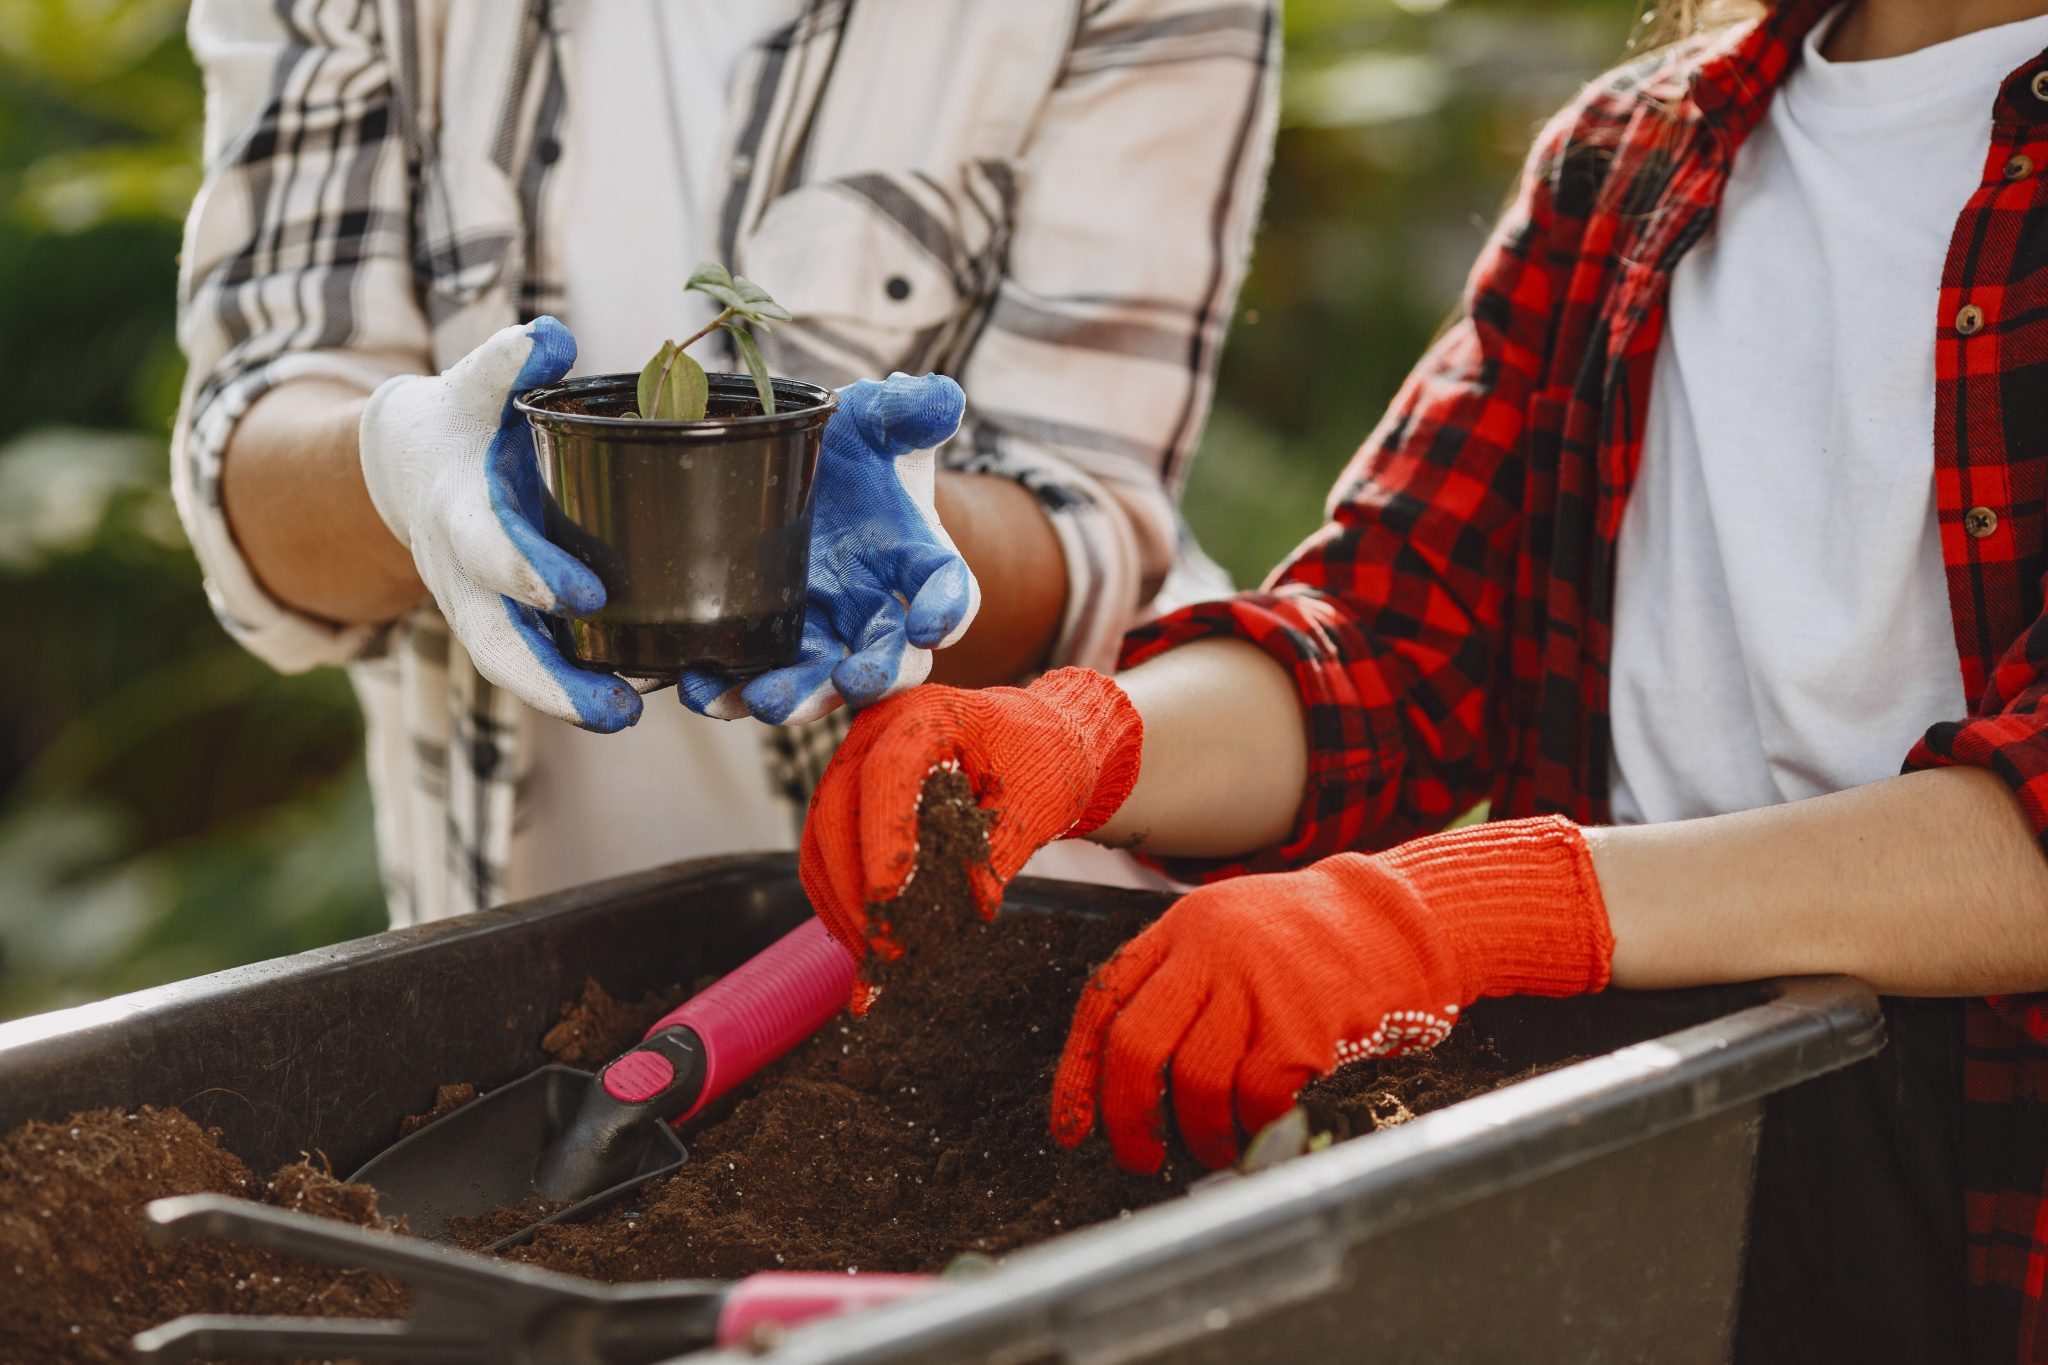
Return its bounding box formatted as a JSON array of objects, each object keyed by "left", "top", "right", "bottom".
[{"left": 1127, "top": 2, "right": 2048, "bottom": 1357}]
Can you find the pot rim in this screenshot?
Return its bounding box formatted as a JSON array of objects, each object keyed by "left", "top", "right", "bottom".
[{"left": 516, "top": 371, "right": 838, "bottom": 436}]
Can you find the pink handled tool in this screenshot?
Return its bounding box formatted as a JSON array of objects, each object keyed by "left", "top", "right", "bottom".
[
  {"left": 634, "top": 914, "right": 856, "bottom": 1122},
  {"left": 715, "top": 1271, "right": 934, "bottom": 1346},
  {"left": 537, "top": 917, "right": 857, "bottom": 1203},
  {"left": 134, "top": 1196, "right": 936, "bottom": 1361}
]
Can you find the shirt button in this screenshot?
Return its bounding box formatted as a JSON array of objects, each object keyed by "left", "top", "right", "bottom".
[
  {"left": 2033, "top": 70, "right": 2048, "bottom": 103},
  {"left": 885, "top": 276, "right": 912, "bottom": 301},
  {"left": 1957, "top": 304, "right": 1986, "bottom": 334},
  {"left": 535, "top": 136, "right": 561, "bottom": 165},
  {"left": 2007, "top": 154, "right": 2037, "bottom": 180},
  {"left": 729, "top": 153, "right": 754, "bottom": 180},
  {"left": 1966, "top": 506, "right": 2000, "bottom": 538}
]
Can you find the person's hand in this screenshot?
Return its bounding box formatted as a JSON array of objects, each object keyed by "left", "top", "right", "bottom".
[
  {"left": 360, "top": 317, "right": 642, "bottom": 732},
  {"left": 800, "top": 668, "right": 1143, "bottom": 962},
  {"left": 1051, "top": 816, "right": 1615, "bottom": 1173},
  {"left": 677, "top": 373, "right": 978, "bottom": 725}
]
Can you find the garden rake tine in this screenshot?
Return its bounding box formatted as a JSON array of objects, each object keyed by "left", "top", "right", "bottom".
[
  {"left": 130, "top": 1314, "right": 476, "bottom": 1363},
  {"left": 143, "top": 1193, "right": 541, "bottom": 1291}
]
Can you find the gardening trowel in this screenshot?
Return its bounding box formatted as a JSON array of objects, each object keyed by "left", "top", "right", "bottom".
[{"left": 350, "top": 916, "right": 856, "bottom": 1247}]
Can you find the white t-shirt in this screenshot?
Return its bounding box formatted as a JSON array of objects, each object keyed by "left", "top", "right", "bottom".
[
  {"left": 507, "top": 0, "right": 799, "bottom": 900},
  {"left": 1606, "top": 7, "right": 2048, "bottom": 826}
]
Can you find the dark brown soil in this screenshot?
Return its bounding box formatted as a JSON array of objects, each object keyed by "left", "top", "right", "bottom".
[
  {"left": 396, "top": 1083, "right": 479, "bottom": 1139},
  {"left": 1298, "top": 1029, "right": 1542, "bottom": 1138},
  {"left": 489, "top": 773, "right": 1185, "bottom": 1279},
  {"left": 0, "top": 1107, "right": 404, "bottom": 1364},
  {"left": 0, "top": 773, "right": 1563, "bottom": 1356},
  {"left": 541, "top": 977, "right": 689, "bottom": 1070},
  {"left": 484, "top": 772, "right": 1548, "bottom": 1282},
  {"left": 540, "top": 389, "right": 767, "bottom": 422}
]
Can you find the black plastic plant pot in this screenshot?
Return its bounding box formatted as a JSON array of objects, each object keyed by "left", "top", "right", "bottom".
[{"left": 515, "top": 373, "right": 837, "bottom": 682}]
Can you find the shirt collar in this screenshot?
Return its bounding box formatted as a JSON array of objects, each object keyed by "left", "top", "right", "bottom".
[
  {"left": 1685, "top": 0, "right": 1836, "bottom": 134},
  {"left": 1683, "top": 0, "right": 2048, "bottom": 137}
]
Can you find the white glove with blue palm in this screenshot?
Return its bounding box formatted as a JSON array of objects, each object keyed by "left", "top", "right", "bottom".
[
  {"left": 677, "top": 373, "right": 980, "bottom": 725},
  {"left": 359, "top": 316, "right": 643, "bottom": 733}
]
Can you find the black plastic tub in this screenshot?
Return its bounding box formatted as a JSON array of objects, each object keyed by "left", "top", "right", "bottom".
[{"left": 0, "top": 855, "right": 1883, "bottom": 1364}]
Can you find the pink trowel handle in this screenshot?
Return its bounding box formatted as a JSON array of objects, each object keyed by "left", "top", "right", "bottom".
[
  {"left": 645, "top": 916, "right": 857, "bottom": 1123},
  {"left": 716, "top": 1272, "right": 936, "bottom": 1346},
  {"left": 544, "top": 921, "right": 858, "bottom": 1205}
]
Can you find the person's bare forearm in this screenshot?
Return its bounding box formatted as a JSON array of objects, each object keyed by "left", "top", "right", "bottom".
[
  {"left": 1080, "top": 635, "right": 2048, "bottom": 997},
  {"left": 927, "top": 472, "right": 1067, "bottom": 687},
  {"left": 222, "top": 379, "right": 423, "bottom": 624},
  {"left": 1590, "top": 765, "right": 2048, "bottom": 995},
  {"left": 1089, "top": 637, "right": 1310, "bottom": 855}
]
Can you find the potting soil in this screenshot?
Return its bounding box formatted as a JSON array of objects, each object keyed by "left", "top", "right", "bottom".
[
  {"left": 540, "top": 976, "right": 691, "bottom": 1070},
  {"left": 476, "top": 771, "right": 1539, "bottom": 1281},
  {"left": 0, "top": 1106, "right": 404, "bottom": 1364},
  {"left": 0, "top": 772, "right": 1549, "bottom": 1358},
  {"left": 395, "top": 1082, "right": 479, "bottom": 1139}
]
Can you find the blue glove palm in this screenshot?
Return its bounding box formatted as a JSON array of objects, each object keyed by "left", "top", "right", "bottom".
[{"left": 677, "top": 373, "right": 979, "bottom": 725}]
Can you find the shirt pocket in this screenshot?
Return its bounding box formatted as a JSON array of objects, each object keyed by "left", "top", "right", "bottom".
[
  {"left": 738, "top": 159, "right": 1022, "bottom": 381},
  {"left": 411, "top": 151, "right": 523, "bottom": 351}
]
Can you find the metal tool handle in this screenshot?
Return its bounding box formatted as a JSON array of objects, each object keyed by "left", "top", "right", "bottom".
[
  {"left": 132, "top": 1195, "right": 733, "bottom": 1365},
  {"left": 633, "top": 916, "right": 855, "bottom": 1124},
  {"left": 132, "top": 1197, "right": 937, "bottom": 1364},
  {"left": 716, "top": 1272, "right": 936, "bottom": 1347}
]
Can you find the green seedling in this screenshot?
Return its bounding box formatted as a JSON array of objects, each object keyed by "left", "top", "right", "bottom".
[
  {"left": 1239, "top": 1106, "right": 1312, "bottom": 1173},
  {"left": 634, "top": 262, "right": 793, "bottom": 421}
]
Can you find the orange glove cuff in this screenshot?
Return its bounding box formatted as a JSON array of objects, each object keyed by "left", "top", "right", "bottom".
[
  {"left": 1379, "top": 815, "right": 1615, "bottom": 999},
  {"left": 1028, "top": 668, "right": 1144, "bottom": 838}
]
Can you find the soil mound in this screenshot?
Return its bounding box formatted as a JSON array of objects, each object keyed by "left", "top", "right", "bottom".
[{"left": 0, "top": 1107, "right": 402, "bottom": 1363}]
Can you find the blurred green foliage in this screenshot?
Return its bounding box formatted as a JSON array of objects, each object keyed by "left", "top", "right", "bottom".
[
  {"left": 1188, "top": 0, "right": 1634, "bottom": 583},
  {"left": 0, "top": 0, "right": 381, "bottom": 1018},
  {"left": 0, "top": 0, "right": 1631, "bottom": 1020}
]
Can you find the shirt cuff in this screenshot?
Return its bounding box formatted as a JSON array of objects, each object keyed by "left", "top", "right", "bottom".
[
  {"left": 1906, "top": 711, "right": 2048, "bottom": 849},
  {"left": 1906, "top": 712, "right": 2048, "bottom": 1040},
  {"left": 947, "top": 418, "right": 1182, "bottom": 673},
  {"left": 1118, "top": 590, "right": 1409, "bottom": 882}
]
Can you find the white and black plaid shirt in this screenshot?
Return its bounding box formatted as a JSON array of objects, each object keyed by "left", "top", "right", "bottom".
[{"left": 173, "top": 0, "right": 1276, "bottom": 924}]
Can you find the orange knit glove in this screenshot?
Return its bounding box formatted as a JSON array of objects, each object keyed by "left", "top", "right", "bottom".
[
  {"left": 1051, "top": 816, "right": 1614, "bottom": 1173},
  {"left": 800, "top": 668, "right": 1142, "bottom": 965}
]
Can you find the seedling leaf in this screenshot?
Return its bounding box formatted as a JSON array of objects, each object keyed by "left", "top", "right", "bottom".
[
  {"left": 685, "top": 260, "right": 749, "bottom": 313},
  {"left": 632, "top": 262, "right": 789, "bottom": 422},
  {"left": 1239, "top": 1106, "right": 1311, "bottom": 1174},
  {"left": 685, "top": 261, "right": 737, "bottom": 294},
  {"left": 733, "top": 272, "right": 794, "bottom": 322},
  {"left": 724, "top": 321, "right": 778, "bottom": 416},
  {"left": 637, "top": 340, "right": 677, "bottom": 417},
  {"left": 643, "top": 344, "right": 709, "bottom": 421}
]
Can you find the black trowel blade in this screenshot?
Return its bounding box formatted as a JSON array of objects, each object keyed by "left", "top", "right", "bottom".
[{"left": 348, "top": 1065, "right": 687, "bottom": 1248}]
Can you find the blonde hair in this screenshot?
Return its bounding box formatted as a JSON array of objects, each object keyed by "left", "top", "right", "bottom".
[{"left": 1630, "top": 0, "right": 1770, "bottom": 53}]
